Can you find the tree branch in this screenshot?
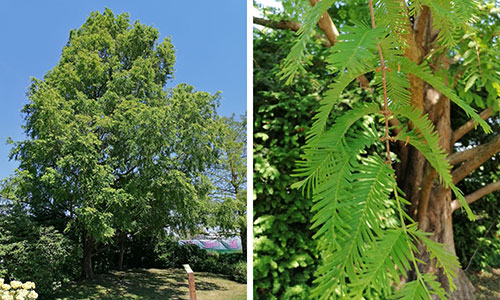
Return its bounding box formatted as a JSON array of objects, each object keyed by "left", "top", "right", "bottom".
[
  {"left": 452, "top": 106, "right": 493, "bottom": 144},
  {"left": 452, "top": 134, "right": 500, "bottom": 184},
  {"left": 448, "top": 145, "right": 482, "bottom": 165},
  {"left": 253, "top": 11, "right": 371, "bottom": 89},
  {"left": 417, "top": 166, "right": 437, "bottom": 228},
  {"left": 253, "top": 17, "right": 302, "bottom": 32},
  {"left": 309, "top": 0, "right": 339, "bottom": 45},
  {"left": 451, "top": 180, "right": 500, "bottom": 212}
]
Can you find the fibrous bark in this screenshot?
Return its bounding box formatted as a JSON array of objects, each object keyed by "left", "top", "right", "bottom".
[{"left": 396, "top": 5, "right": 479, "bottom": 299}]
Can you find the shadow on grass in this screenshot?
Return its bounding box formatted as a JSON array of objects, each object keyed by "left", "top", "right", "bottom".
[{"left": 54, "top": 268, "right": 242, "bottom": 300}]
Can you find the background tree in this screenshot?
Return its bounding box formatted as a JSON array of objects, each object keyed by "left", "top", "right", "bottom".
[
  {"left": 8, "top": 9, "right": 220, "bottom": 279},
  {"left": 255, "top": 1, "right": 500, "bottom": 299},
  {"left": 211, "top": 114, "right": 247, "bottom": 256}
]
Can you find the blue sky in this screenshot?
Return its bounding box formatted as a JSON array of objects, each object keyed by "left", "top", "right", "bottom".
[{"left": 0, "top": 1, "right": 246, "bottom": 180}]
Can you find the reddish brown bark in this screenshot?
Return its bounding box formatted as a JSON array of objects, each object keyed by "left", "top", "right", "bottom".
[
  {"left": 395, "top": 6, "right": 479, "bottom": 299},
  {"left": 309, "top": 0, "right": 339, "bottom": 45}
]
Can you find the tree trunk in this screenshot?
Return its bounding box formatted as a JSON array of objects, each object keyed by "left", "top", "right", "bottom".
[
  {"left": 396, "top": 85, "right": 476, "bottom": 299},
  {"left": 118, "top": 232, "right": 125, "bottom": 271},
  {"left": 83, "top": 230, "right": 96, "bottom": 280},
  {"left": 420, "top": 186, "right": 476, "bottom": 300},
  {"left": 241, "top": 225, "right": 247, "bottom": 259}
]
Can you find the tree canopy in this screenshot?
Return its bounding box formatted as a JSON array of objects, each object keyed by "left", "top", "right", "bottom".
[{"left": 6, "top": 8, "right": 222, "bottom": 279}]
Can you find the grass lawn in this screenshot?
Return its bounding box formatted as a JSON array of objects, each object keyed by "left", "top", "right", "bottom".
[
  {"left": 471, "top": 268, "right": 500, "bottom": 300},
  {"left": 53, "top": 268, "right": 246, "bottom": 300}
]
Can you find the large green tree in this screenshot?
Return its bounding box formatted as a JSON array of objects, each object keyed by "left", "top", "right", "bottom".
[
  {"left": 255, "top": 1, "right": 500, "bottom": 299},
  {"left": 9, "top": 9, "right": 220, "bottom": 279}
]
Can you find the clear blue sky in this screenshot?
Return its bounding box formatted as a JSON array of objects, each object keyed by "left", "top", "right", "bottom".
[{"left": 0, "top": 1, "right": 246, "bottom": 180}]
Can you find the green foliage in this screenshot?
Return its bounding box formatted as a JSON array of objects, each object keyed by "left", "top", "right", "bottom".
[
  {"left": 279, "top": 0, "right": 335, "bottom": 84},
  {"left": 211, "top": 115, "right": 247, "bottom": 253},
  {"left": 154, "top": 239, "right": 246, "bottom": 283},
  {"left": 293, "top": 103, "right": 380, "bottom": 193},
  {"left": 397, "top": 57, "right": 490, "bottom": 133},
  {"left": 410, "top": 0, "right": 477, "bottom": 47},
  {"left": 278, "top": 0, "right": 488, "bottom": 298},
  {"left": 253, "top": 28, "right": 330, "bottom": 299},
  {"left": 447, "top": 2, "right": 500, "bottom": 273},
  {"left": 0, "top": 205, "right": 80, "bottom": 298},
  {"left": 7, "top": 8, "right": 221, "bottom": 277},
  {"left": 452, "top": 104, "right": 500, "bottom": 271}
]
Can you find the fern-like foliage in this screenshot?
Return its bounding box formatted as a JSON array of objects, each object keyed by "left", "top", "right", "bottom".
[
  {"left": 397, "top": 57, "right": 491, "bottom": 133},
  {"left": 349, "top": 227, "right": 414, "bottom": 299},
  {"left": 311, "top": 155, "right": 395, "bottom": 299},
  {"left": 293, "top": 103, "right": 380, "bottom": 194},
  {"left": 411, "top": 230, "right": 460, "bottom": 291},
  {"left": 410, "top": 0, "right": 477, "bottom": 47},
  {"left": 374, "top": 0, "right": 412, "bottom": 48},
  {"left": 283, "top": 0, "right": 487, "bottom": 299},
  {"left": 279, "top": 0, "right": 335, "bottom": 84},
  {"left": 391, "top": 273, "right": 447, "bottom": 300},
  {"left": 310, "top": 67, "right": 374, "bottom": 139},
  {"left": 326, "top": 24, "right": 384, "bottom": 73},
  {"left": 391, "top": 105, "right": 453, "bottom": 186}
]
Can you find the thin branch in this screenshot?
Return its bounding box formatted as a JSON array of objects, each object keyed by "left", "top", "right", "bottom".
[
  {"left": 464, "top": 219, "right": 497, "bottom": 272},
  {"left": 253, "top": 13, "right": 371, "bottom": 89},
  {"left": 451, "top": 180, "right": 500, "bottom": 212},
  {"left": 452, "top": 134, "right": 500, "bottom": 184},
  {"left": 452, "top": 106, "right": 493, "bottom": 144},
  {"left": 417, "top": 167, "right": 437, "bottom": 228},
  {"left": 253, "top": 16, "right": 330, "bottom": 47},
  {"left": 368, "top": 0, "right": 391, "bottom": 163},
  {"left": 448, "top": 145, "right": 482, "bottom": 165}
]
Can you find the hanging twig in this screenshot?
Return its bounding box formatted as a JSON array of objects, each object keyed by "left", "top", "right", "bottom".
[
  {"left": 367, "top": 0, "right": 392, "bottom": 164},
  {"left": 464, "top": 218, "right": 498, "bottom": 272}
]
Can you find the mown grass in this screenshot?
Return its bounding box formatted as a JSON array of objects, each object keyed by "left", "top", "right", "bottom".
[{"left": 53, "top": 268, "right": 246, "bottom": 300}]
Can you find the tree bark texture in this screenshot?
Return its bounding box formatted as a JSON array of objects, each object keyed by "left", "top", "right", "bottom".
[
  {"left": 395, "top": 6, "right": 478, "bottom": 299},
  {"left": 83, "top": 230, "right": 96, "bottom": 280},
  {"left": 397, "top": 86, "right": 477, "bottom": 300}
]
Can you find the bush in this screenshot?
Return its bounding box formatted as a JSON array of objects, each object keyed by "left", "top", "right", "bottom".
[
  {"left": 0, "top": 220, "right": 80, "bottom": 298},
  {"left": 232, "top": 261, "right": 246, "bottom": 284},
  {"left": 253, "top": 27, "right": 324, "bottom": 299},
  {"left": 155, "top": 239, "right": 246, "bottom": 283}
]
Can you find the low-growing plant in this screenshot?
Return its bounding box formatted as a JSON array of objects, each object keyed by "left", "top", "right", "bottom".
[{"left": 0, "top": 279, "right": 38, "bottom": 300}]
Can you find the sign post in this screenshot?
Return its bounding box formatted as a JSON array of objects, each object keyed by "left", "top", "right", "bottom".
[{"left": 183, "top": 264, "right": 197, "bottom": 300}]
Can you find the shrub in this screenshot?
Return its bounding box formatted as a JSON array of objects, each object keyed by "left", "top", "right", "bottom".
[
  {"left": 155, "top": 239, "right": 246, "bottom": 283},
  {"left": 232, "top": 261, "right": 246, "bottom": 284},
  {"left": 0, "top": 226, "right": 80, "bottom": 298},
  {"left": 253, "top": 27, "right": 324, "bottom": 299}
]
